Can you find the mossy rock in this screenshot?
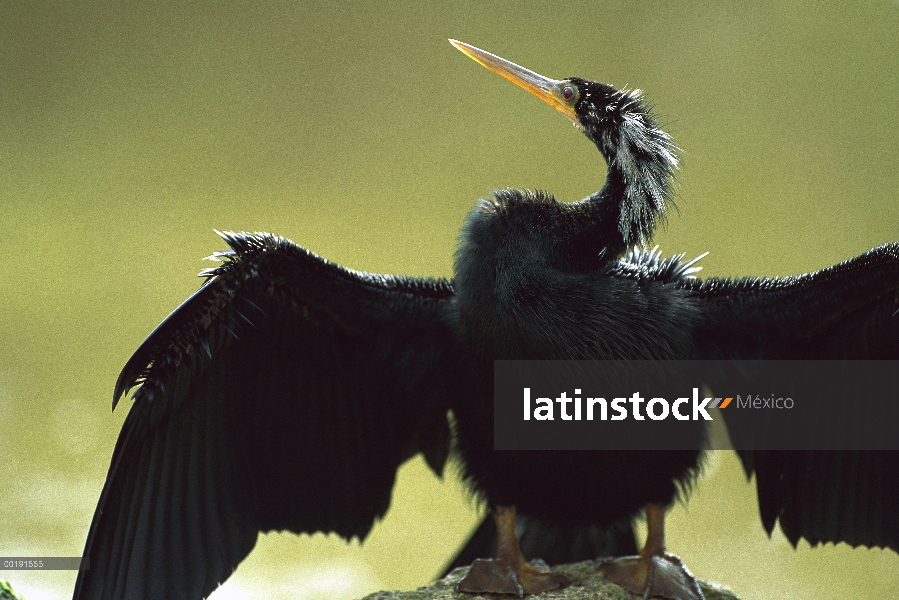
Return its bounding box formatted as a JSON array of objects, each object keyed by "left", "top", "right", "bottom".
[{"left": 361, "top": 560, "right": 738, "bottom": 600}]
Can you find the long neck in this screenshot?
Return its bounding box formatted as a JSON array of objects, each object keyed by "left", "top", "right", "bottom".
[
  {"left": 570, "top": 171, "right": 630, "bottom": 260},
  {"left": 578, "top": 87, "right": 678, "bottom": 252}
]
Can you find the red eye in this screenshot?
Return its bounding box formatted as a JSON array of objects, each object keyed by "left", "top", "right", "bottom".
[{"left": 562, "top": 86, "right": 574, "bottom": 100}]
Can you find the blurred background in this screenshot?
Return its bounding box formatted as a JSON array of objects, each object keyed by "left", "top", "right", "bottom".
[{"left": 2, "top": 1, "right": 898, "bottom": 598}]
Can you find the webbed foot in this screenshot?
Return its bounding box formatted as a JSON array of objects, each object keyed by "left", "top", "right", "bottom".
[
  {"left": 597, "top": 551, "right": 704, "bottom": 600},
  {"left": 596, "top": 504, "right": 704, "bottom": 600},
  {"left": 454, "top": 505, "right": 570, "bottom": 596},
  {"left": 456, "top": 556, "right": 570, "bottom": 596}
]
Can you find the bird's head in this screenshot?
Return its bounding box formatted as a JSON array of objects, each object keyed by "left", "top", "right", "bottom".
[{"left": 451, "top": 40, "right": 678, "bottom": 249}]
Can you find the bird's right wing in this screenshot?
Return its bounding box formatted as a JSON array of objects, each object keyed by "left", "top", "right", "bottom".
[{"left": 74, "top": 231, "right": 459, "bottom": 600}]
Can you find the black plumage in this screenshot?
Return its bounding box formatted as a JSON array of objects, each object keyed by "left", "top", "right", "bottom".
[{"left": 74, "top": 40, "right": 899, "bottom": 600}]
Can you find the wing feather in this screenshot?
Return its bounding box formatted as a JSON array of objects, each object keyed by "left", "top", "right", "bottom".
[
  {"left": 75, "top": 231, "right": 457, "bottom": 600},
  {"left": 687, "top": 243, "right": 899, "bottom": 359},
  {"left": 686, "top": 242, "right": 899, "bottom": 551}
]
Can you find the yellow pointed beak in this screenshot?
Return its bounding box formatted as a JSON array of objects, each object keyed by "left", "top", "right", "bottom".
[{"left": 450, "top": 39, "right": 578, "bottom": 122}]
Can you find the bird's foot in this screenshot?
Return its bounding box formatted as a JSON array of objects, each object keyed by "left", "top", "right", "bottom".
[
  {"left": 456, "top": 557, "right": 571, "bottom": 597},
  {"left": 596, "top": 552, "right": 705, "bottom": 600}
]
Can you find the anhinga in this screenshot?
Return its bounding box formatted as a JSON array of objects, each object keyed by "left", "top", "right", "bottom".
[{"left": 74, "top": 40, "right": 899, "bottom": 600}]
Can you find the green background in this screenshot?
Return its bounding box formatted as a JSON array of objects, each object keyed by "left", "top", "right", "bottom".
[{"left": 2, "top": 1, "right": 898, "bottom": 598}]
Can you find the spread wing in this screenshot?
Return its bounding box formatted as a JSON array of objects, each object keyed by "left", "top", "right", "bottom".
[
  {"left": 686, "top": 242, "right": 899, "bottom": 551},
  {"left": 74, "top": 231, "right": 459, "bottom": 600}
]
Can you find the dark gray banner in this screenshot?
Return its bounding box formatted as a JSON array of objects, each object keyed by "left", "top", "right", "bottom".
[
  {"left": 494, "top": 360, "right": 899, "bottom": 450},
  {"left": 0, "top": 557, "right": 89, "bottom": 570}
]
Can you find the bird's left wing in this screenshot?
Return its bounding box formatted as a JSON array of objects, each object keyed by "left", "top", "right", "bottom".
[
  {"left": 74, "top": 231, "right": 458, "bottom": 600},
  {"left": 686, "top": 242, "right": 899, "bottom": 360},
  {"left": 683, "top": 242, "right": 899, "bottom": 552}
]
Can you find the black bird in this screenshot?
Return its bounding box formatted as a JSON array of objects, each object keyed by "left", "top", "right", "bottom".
[{"left": 74, "top": 40, "right": 899, "bottom": 600}]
